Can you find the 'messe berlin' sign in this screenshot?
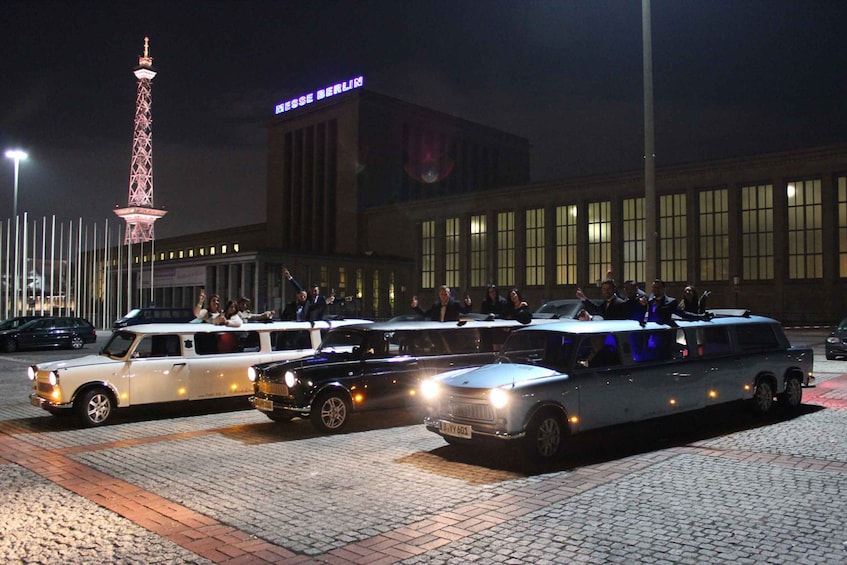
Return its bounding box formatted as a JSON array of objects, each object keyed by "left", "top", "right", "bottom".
[{"left": 274, "top": 75, "right": 364, "bottom": 115}]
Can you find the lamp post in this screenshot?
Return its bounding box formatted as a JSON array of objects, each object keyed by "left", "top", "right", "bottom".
[{"left": 5, "top": 149, "right": 28, "bottom": 220}]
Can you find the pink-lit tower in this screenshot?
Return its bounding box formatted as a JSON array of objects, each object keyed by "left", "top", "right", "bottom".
[{"left": 115, "top": 37, "right": 166, "bottom": 243}]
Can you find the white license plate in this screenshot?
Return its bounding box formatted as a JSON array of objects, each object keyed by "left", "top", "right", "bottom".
[
  {"left": 440, "top": 420, "right": 471, "bottom": 439},
  {"left": 254, "top": 397, "right": 274, "bottom": 412}
]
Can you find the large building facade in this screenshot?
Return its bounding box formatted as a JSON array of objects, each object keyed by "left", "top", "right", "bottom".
[{"left": 131, "top": 86, "right": 846, "bottom": 324}]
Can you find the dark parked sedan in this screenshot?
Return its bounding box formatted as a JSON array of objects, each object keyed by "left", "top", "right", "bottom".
[
  {"left": 826, "top": 318, "right": 847, "bottom": 360},
  {"left": 0, "top": 316, "right": 96, "bottom": 353}
]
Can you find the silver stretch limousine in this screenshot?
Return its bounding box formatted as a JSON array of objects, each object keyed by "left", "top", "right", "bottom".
[{"left": 422, "top": 313, "right": 814, "bottom": 460}]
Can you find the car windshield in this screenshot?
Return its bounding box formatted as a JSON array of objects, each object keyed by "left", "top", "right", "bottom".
[
  {"left": 838, "top": 318, "right": 847, "bottom": 331},
  {"left": 122, "top": 309, "right": 142, "bottom": 319},
  {"left": 534, "top": 300, "right": 583, "bottom": 318},
  {"left": 499, "top": 330, "right": 576, "bottom": 371},
  {"left": 101, "top": 331, "right": 137, "bottom": 358}
]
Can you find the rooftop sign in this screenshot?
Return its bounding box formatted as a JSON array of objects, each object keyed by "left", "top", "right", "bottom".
[{"left": 274, "top": 75, "right": 364, "bottom": 115}]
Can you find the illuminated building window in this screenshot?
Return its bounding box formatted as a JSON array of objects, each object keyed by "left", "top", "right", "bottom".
[
  {"left": 526, "top": 208, "right": 545, "bottom": 286},
  {"left": 497, "top": 212, "right": 515, "bottom": 286},
  {"left": 179, "top": 250, "right": 184, "bottom": 259},
  {"left": 168, "top": 251, "right": 174, "bottom": 260},
  {"left": 320, "top": 266, "right": 328, "bottom": 289},
  {"left": 421, "top": 220, "right": 435, "bottom": 289},
  {"left": 372, "top": 270, "right": 380, "bottom": 316},
  {"left": 787, "top": 179, "right": 822, "bottom": 279},
  {"left": 659, "top": 194, "right": 687, "bottom": 282},
  {"left": 445, "top": 217, "right": 461, "bottom": 288},
  {"left": 699, "top": 189, "right": 729, "bottom": 281},
  {"left": 389, "top": 272, "right": 396, "bottom": 313},
  {"left": 199, "top": 248, "right": 205, "bottom": 257},
  {"left": 741, "top": 184, "right": 773, "bottom": 280},
  {"left": 623, "top": 197, "right": 645, "bottom": 285},
  {"left": 356, "top": 268, "right": 363, "bottom": 299},
  {"left": 159, "top": 252, "right": 165, "bottom": 260},
  {"left": 190, "top": 249, "right": 195, "bottom": 258},
  {"left": 210, "top": 246, "right": 216, "bottom": 256},
  {"left": 221, "top": 244, "right": 228, "bottom": 254},
  {"left": 840, "top": 177, "right": 847, "bottom": 277},
  {"left": 555, "top": 205, "right": 578, "bottom": 285},
  {"left": 233, "top": 243, "right": 240, "bottom": 252},
  {"left": 470, "top": 214, "right": 487, "bottom": 288},
  {"left": 338, "top": 267, "right": 346, "bottom": 292},
  {"left": 587, "top": 201, "right": 611, "bottom": 285}
]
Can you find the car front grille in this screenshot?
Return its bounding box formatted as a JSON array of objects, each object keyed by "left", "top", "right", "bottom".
[
  {"left": 36, "top": 381, "right": 54, "bottom": 394},
  {"left": 448, "top": 401, "right": 494, "bottom": 423},
  {"left": 257, "top": 381, "right": 289, "bottom": 397}
]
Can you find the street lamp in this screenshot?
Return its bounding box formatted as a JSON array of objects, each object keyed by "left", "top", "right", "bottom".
[{"left": 5, "top": 149, "right": 28, "bottom": 220}]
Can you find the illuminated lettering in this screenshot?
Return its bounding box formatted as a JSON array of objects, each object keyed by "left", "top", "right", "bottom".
[{"left": 274, "top": 75, "right": 365, "bottom": 114}]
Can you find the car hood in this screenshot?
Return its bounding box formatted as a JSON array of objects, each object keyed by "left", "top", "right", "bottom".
[
  {"left": 36, "top": 354, "right": 120, "bottom": 371},
  {"left": 435, "top": 362, "right": 559, "bottom": 389}
]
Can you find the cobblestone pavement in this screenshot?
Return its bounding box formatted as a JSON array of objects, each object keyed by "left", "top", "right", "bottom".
[{"left": 1, "top": 331, "right": 845, "bottom": 564}]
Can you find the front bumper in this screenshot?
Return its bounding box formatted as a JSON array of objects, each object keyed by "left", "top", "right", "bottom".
[
  {"left": 249, "top": 395, "right": 309, "bottom": 414},
  {"left": 29, "top": 392, "right": 71, "bottom": 411}
]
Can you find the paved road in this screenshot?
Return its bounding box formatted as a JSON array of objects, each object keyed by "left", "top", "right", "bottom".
[{"left": 1, "top": 330, "right": 845, "bottom": 564}]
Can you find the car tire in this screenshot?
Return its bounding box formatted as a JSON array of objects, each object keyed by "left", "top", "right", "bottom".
[
  {"left": 826, "top": 352, "right": 836, "bottom": 360},
  {"left": 524, "top": 408, "right": 566, "bottom": 461},
  {"left": 76, "top": 388, "right": 114, "bottom": 427},
  {"left": 779, "top": 377, "right": 803, "bottom": 409},
  {"left": 70, "top": 335, "right": 85, "bottom": 350},
  {"left": 310, "top": 390, "right": 351, "bottom": 433},
  {"left": 751, "top": 379, "right": 775, "bottom": 415},
  {"left": 2, "top": 339, "right": 17, "bottom": 353}
]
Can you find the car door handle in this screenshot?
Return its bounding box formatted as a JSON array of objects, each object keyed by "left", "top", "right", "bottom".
[{"left": 172, "top": 362, "right": 186, "bottom": 367}]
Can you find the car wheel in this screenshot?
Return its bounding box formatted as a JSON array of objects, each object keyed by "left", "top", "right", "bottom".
[
  {"left": 524, "top": 408, "right": 566, "bottom": 461},
  {"left": 826, "top": 352, "right": 836, "bottom": 360},
  {"left": 751, "top": 379, "right": 775, "bottom": 415},
  {"left": 76, "top": 388, "right": 114, "bottom": 427},
  {"left": 779, "top": 377, "right": 803, "bottom": 409},
  {"left": 310, "top": 390, "right": 351, "bottom": 433},
  {"left": 70, "top": 335, "right": 84, "bottom": 350},
  {"left": 265, "top": 412, "right": 294, "bottom": 423},
  {"left": 2, "top": 339, "right": 17, "bottom": 353}
]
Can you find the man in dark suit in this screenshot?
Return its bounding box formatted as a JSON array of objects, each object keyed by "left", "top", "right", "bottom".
[
  {"left": 411, "top": 285, "right": 470, "bottom": 322},
  {"left": 283, "top": 268, "right": 333, "bottom": 322},
  {"left": 641, "top": 279, "right": 679, "bottom": 324},
  {"left": 576, "top": 279, "right": 628, "bottom": 320}
]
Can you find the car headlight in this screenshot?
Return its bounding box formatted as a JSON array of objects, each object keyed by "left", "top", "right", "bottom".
[
  {"left": 420, "top": 379, "right": 440, "bottom": 400},
  {"left": 27, "top": 366, "right": 36, "bottom": 380},
  {"left": 489, "top": 388, "right": 509, "bottom": 409},
  {"left": 247, "top": 367, "right": 257, "bottom": 382},
  {"left": 48, "top": 371, "right": 60, "bottom": 387},
  {"left": 826, "top": 336, "right": 840, "bottom": 344},
  {"left": 284, "top": 371, "right": 296, "bottom": 388}
]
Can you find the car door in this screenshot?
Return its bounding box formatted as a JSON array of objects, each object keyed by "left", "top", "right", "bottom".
[
  {"left": 625, "top": 328, "right": 705, "bottom": 420},
  {"left": 187, "top": 330, "right": 263, "bottom": 400},
  {"left": 17, "top": 318, "right": 54, "bottom": 349},
  {"left": 125, "top": 333, "right": 189, "bottom": 405},
  {"left": 572, "top": 333, "right": 634, "bottom": 430}
]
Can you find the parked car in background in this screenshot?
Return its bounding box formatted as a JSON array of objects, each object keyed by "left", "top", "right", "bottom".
[
  {"left": 0, "top": 315, "right": 42, "bottom": 332},
  {"left": 534, "top": 299, "right": 593, "bottom": 319},
  {"left": 28, "top": 318, "right": 371, "bottom": 426},
  {"left": 249, "top": 318, "right": 556, "bottom": 433},
  {"left": 422, "top": 314, "right": 813, "bottom": 461},
  {"left": 113, "top": 307, "right": 197, "bottom": 329},
  {"left": 826, "top": 317, "right": 847, "bottom": 360},
  {"left": 1, "top": 316, "right": 96, "bottom": 353}
]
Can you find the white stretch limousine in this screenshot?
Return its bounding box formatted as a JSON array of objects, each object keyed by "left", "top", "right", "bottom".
[
  {"left": 29, "top": 319, "right": 371, "bottom": 426},
  {"left": 422, "top": 314, "right": 814, "bottom": 460}
]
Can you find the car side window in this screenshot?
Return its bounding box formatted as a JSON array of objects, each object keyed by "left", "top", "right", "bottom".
[
  {"left": 134, "top": 334, "right": 181, "bottom": 358},
  {"left": 577, "top": 333, "right": 621, "bottom": 368},
  {"left": 271, "top": 330, "right": 312, "bottom": 351},
  {"left": 696, "top": 327, "right": 732, "bottom": 357}
]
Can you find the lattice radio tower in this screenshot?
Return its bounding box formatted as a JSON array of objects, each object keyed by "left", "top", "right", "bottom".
[{"left": 114, "top": 37, "right": 166, "bottom": 243}]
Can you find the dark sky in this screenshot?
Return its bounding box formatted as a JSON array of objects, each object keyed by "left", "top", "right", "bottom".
[{"left": 2, "top": 1, "right": 845, "bottom": 239}]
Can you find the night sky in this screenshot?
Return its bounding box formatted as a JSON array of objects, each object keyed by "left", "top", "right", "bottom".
[{"left": 2, "top": 1, "right": 845, "bottom": 239}]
